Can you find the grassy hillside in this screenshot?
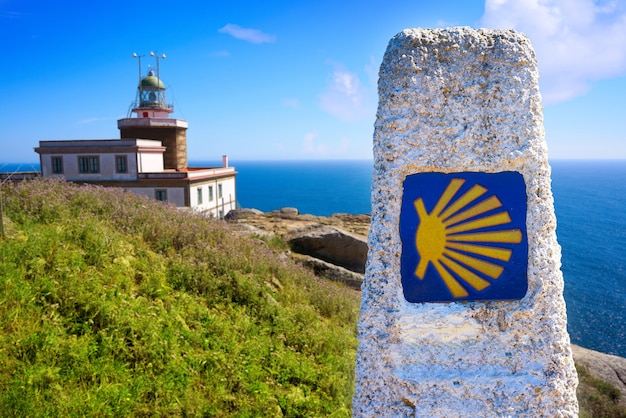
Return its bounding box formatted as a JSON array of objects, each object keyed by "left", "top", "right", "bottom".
[
  {"left": 2, "top": 178, "right": 624, "bottom": 417},
  {"left": 0, "top": 179, "right": 359, "bottom": 417}
]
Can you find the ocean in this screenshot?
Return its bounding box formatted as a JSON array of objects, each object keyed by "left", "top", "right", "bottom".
[
  {"left": 550, "top": 160, "right": 626, "bottom": 358},
  {"left": 2, "top": 159, "right": 625, "bottom": 358}
]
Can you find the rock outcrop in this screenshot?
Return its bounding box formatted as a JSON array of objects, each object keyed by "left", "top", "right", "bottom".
[
  {"left": 293, "top": 254, "right": 363, "bottom": 290},
  {"left": 284, "top": 224, "right": 367, "bottom": 274},
  {"left": 572, "top": 344, "right": 626, "bottom": 404},
  {"left": 224, "top": 208, "right": 264, "bottom": 221},
  {"left": 227, "top": 208, "right": 367, "bottom": 289}
]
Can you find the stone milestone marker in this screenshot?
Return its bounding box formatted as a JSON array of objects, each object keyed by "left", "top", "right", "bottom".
[{"left": 354, "top": 28, "right": 578, "bottom": 417}]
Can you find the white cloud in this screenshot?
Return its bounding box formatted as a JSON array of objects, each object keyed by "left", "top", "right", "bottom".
[
  {"left": 318, "top": 61, "right": 377, "bottom": 121},
  {"left": 211, "top": 50, "right": 231, "bottom": 58},
  {"left": 301, "top": 131, "right": 351, "bottom": 157},
  {"left": 481, "top": 0, "right": 626, "bottom": 103},
  {"left": 281, "top": 97, "right": 301, "bottom": 109},
  {"left": 436, "top": 19, "right": 458, "bottom": 28},
  {"left": 77, "top": 117, "right": 105, "bottom": 125},
  {"left": 218, "top": 24, "right": 276, "bottom": 44},
  {"left": 364, "top": 55, "right": 379, "bottom": 87},
  {"left": 0, "top": 8, "right": 21, "bottom": 19},
  {"left": 303, "top": 132, "right": 324, "bottom": 154},
  {"left": 271, "top": 142, "right": 287, "bottom": 153}
]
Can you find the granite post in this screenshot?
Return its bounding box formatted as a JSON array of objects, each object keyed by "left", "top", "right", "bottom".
[{"left": 354, "top": 27, "right": 578, "bottom": 417}]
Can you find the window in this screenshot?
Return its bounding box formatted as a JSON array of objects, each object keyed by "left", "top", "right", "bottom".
[
  {"left": 51, "top": 156, "right": 63, "bottom": 174},
  {"left": 197, "top": 187, "right": 203, "bottom": 204},
  {"left": 155, "top": 189, "right": 167, "bottom": 202},
  {"left": 209, "top": 185, "right": 214, "bottom": 202},
  {"left": 218, "top": 184, "right": 223, "bottom": 199},
  {"left": 116, "top": 156, "right": 128, "bottom": 173},
  {"left": 78, "top": 156, "right": 99, "bottom": 173}
]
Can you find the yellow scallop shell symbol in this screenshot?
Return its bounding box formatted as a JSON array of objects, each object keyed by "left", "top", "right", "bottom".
[{"left": 414, "top": 178, "right": 522, "bottom": 298}]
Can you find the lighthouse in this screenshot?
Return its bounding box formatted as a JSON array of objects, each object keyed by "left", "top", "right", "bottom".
[
  {"left": 118, "top": 53, "right": 188, "bottom": 170},
  {"left": 35, "top": 52, "right": 238, "bottom": 218}
]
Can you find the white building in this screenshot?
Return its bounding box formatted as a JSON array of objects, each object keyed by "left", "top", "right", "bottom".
[{"left": 35, "top": 56, "right": 237, "bottom": 218}]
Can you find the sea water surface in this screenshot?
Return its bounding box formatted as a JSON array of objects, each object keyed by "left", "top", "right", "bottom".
[
  {"left": 2, "top": 159, "right": 625, "bottom": 358},
  {"left": 550, "top": 160, "right": 626, "bottom": 358}
]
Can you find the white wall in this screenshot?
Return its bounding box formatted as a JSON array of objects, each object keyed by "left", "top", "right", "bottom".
[
  {"left": 137, "top": 152, "right": 164, "bottom": 173},
  {"left": 190, "top": 176, "right": 237, "bottom": 218},
  {"left": 126, "top": 187, "right": 186, "bottom": 207},
  {"left": 42, "top": 153, "right": 138, "bottom": 181}
]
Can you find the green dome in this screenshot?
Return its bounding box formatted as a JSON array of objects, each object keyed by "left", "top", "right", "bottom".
[{"left": 140, "top": 70, "right": 165, "bottom": 89}]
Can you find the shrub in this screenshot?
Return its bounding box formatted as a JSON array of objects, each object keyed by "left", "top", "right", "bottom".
[{"left": 576, "top": 364, "right": 626, "bottom": 418}]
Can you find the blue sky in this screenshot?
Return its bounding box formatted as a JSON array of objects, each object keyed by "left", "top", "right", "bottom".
[{"left": 1, "top": 0, "right": 625, "bottom": 163}]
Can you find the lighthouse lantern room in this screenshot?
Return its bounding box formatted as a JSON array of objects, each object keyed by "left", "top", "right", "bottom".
[{"left": 130, "top": 52, "right": 174, "bottom": 119}]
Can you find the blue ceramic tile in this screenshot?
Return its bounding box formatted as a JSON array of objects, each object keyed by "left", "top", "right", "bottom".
[{"left": 400, "top": 172, "right": 528, "bottom": 303}]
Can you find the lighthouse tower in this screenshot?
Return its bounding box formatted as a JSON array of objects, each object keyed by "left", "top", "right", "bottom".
[{"left": 117, "top": 53, "right": 189, "bottom": 170}]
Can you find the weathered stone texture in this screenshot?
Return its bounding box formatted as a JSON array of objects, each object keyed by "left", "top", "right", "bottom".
[
  {"left": 354, "top": 27, "right": 578, "bottom": 417},
  {"left": 285, "top": 224, "right": 368, "bottom": 273}
]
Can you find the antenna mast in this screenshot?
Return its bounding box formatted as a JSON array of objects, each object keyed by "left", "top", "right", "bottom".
[{"left": 150, "top": 51, "right": 167, "bottom": 104}]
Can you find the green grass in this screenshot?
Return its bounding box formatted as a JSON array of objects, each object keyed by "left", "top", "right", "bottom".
[
  {"left": 577, "top": 364, "right": 626, "bottom": 418},
  {"left": 0, "top": 178, "right": 359, "bottom": 417}
]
